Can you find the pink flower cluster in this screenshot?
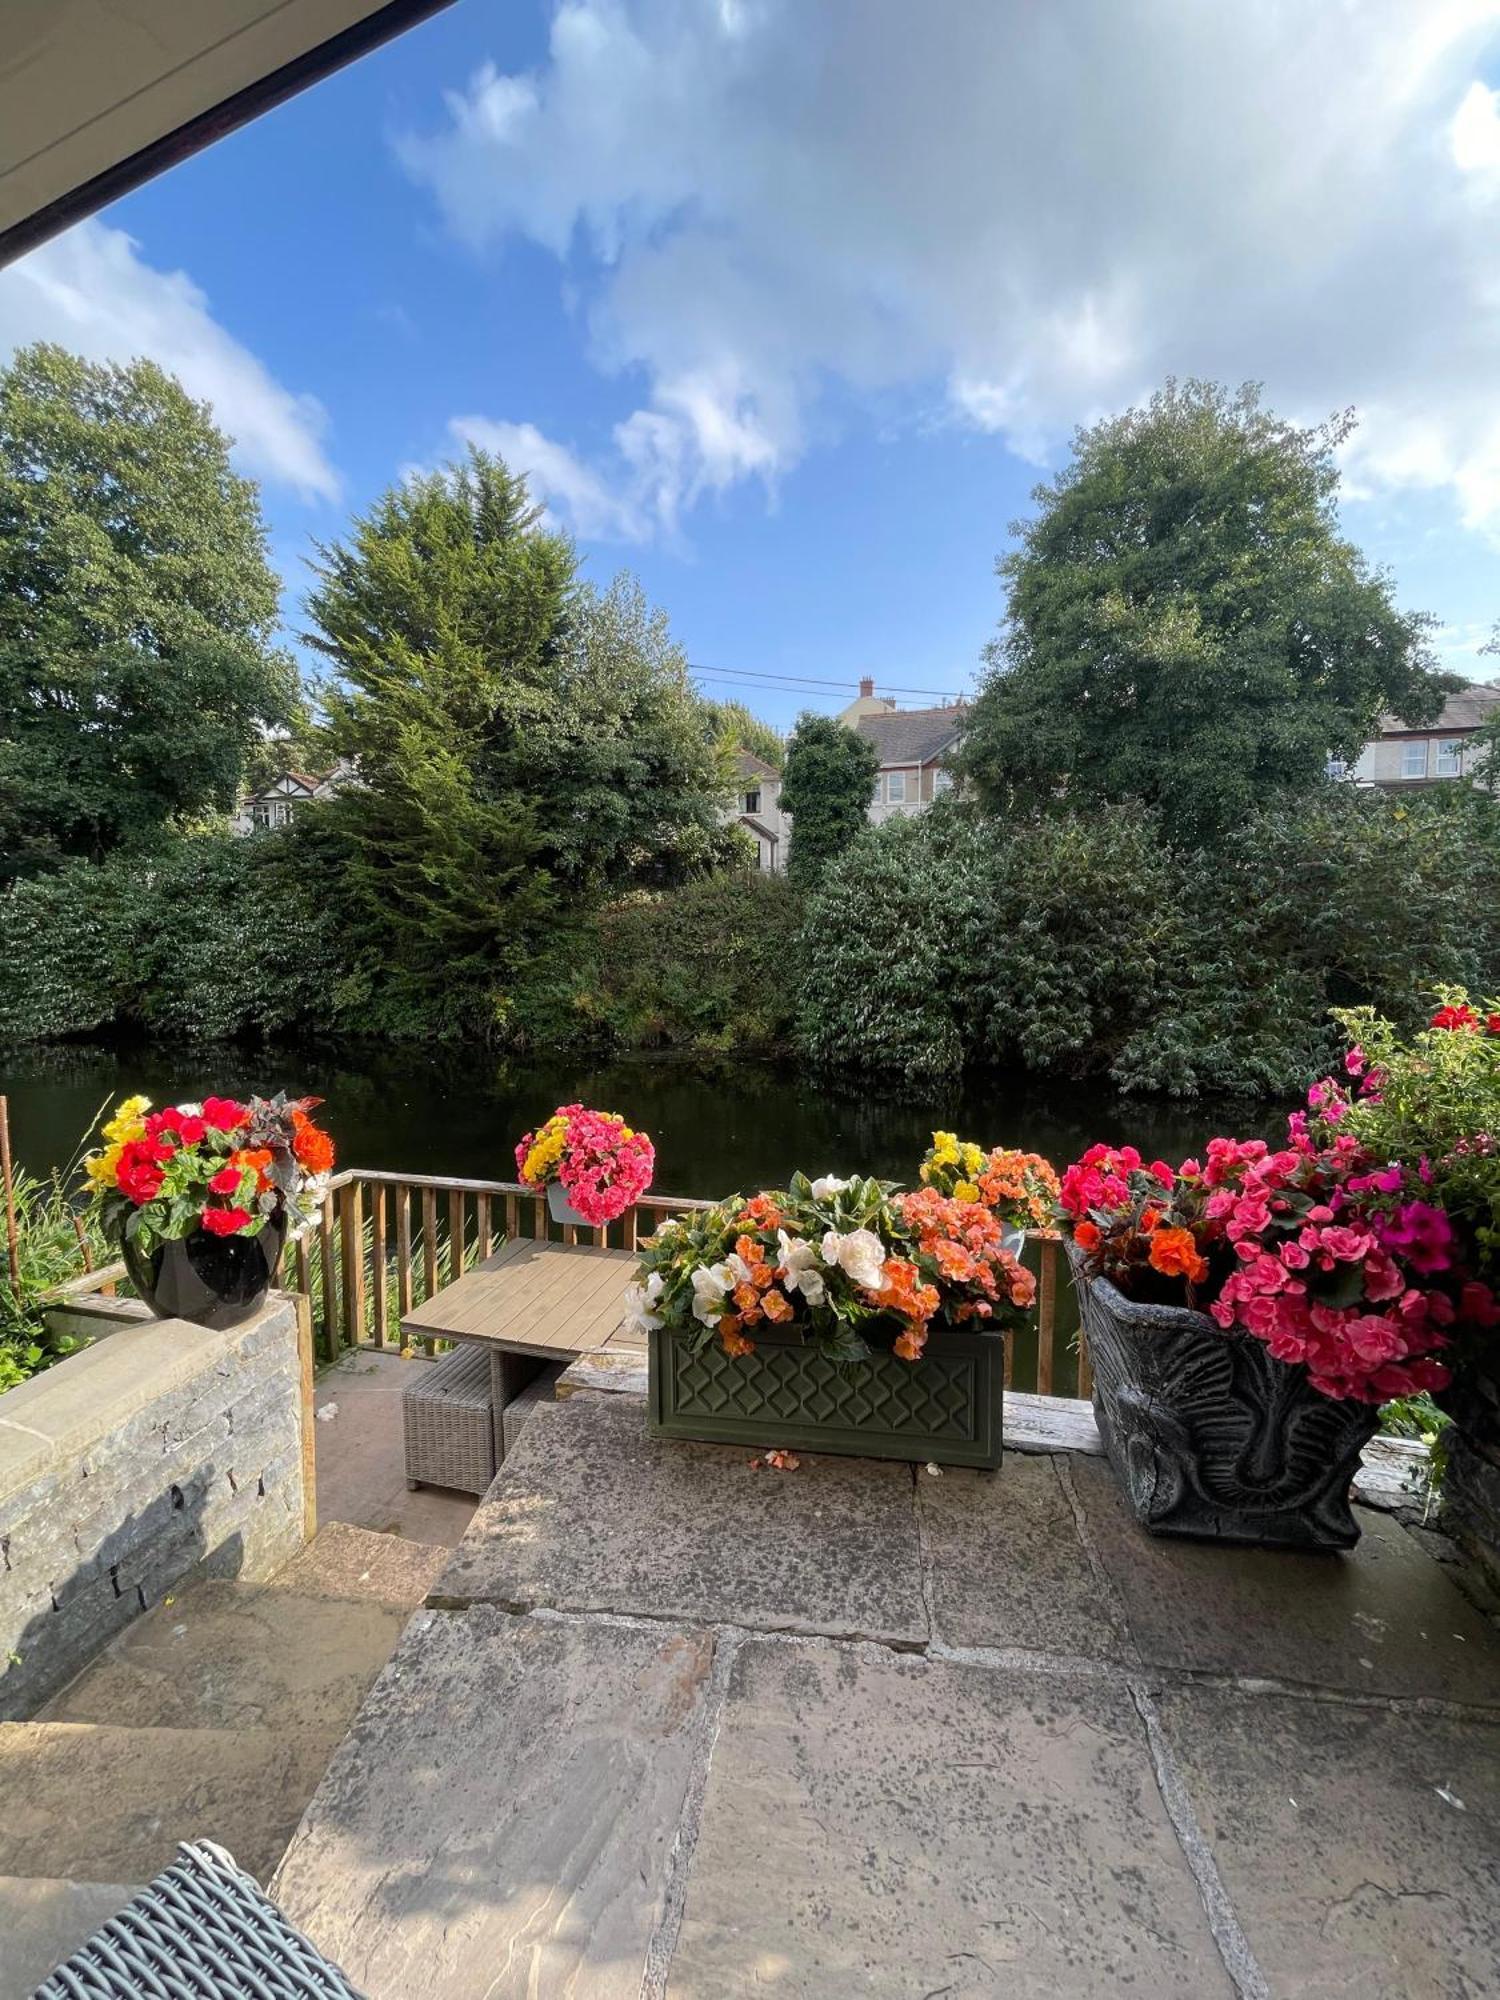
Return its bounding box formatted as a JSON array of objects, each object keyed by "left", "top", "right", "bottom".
[
  {"left": 1193, "top": 1139, "right": 1458, "bottom": 1402},
  {"left": 1059, "top": 1144, "right": 1174, "bottom": 1219},
  {"left": 515, "top": 1104, "right": 656, "bottom": 1227}
]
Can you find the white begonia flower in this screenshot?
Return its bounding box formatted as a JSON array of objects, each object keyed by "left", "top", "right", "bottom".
[
  {"left": 691, "top": 1262, "right": 735, "bottom": 1324},
  {"left": 821, "top": 1228, "right": 887, "bottom": 1292},
  {"left": 622, "top": 1271, "right": 665, "bottom": 1335},
  {"left": 810, "top": 1175, "right": 852, "bottom": 1200},
  {"left": 726, "top": 1252, "right": 757, "bottom": 1286},
  {"left": 777, "top": 1229, "right": 828, "bottom": 1306},
  {"left": 176, "top": 1102, "right": 203, "bottom": 1117}
]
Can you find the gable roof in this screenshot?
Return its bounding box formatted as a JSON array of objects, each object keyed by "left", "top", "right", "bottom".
[
  {"left": 734, "top": 748, "right": 781, "bottom": 781},
  {"left": 855, "top": 704, "right": 964, "bottom": 767},
  {"left": 739, "top": 814, "right": 780, "bottom": 844},
  {"left": 1378, "top": 681, "right": 1500, "bottom": 736}
]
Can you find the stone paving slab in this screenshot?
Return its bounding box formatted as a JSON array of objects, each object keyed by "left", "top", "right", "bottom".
[
  {"left": 1154, "top": 1684, "right": 1500, "bottom": 1998},
  {"left": 667, "top": 1635, "right": 1233, "bottom": 1999},
  {"left": 917, "top": 1454, "right": 1132, "bottom": 1661},
  {"left": 1071, "top": 1454, "right": 1500, "bottom": 1704},
  {"left": 0, "top": 1876, "right": 138, "bottom": 1998},
  {"left": 272, "top": 1604, "right": 716, "bottom": 2000},
  {"left": 41, "top": 1577, "right": 410, "bottom": 1737},
  {"left": 432, "top": 1393, "right": 928, "bottom": 1645}
]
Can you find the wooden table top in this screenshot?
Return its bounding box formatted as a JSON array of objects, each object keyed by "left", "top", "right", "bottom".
[{"left": 400, "top": 1236, "right": 646, "bottom": 1360}]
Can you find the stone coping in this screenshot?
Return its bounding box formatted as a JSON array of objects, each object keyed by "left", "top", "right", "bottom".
[{"left": 0, "top": 1297, "right": 298, "bottom": 1490}]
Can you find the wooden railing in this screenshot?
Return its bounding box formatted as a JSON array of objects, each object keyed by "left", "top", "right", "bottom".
[{"left": 43, "top": 1169, "right": 1087, "bottom": 1398}]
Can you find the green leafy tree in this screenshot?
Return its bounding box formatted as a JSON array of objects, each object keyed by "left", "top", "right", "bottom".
[
  {"left": 307, "top": 450, "right": 572, "bottom": 1037},
  {"left": 702, "top": 697, "right": 784, "bottom": 770},
  {"left": 307, "top": 453, "right": 731, "bottom": 1037},
  {"left": 779, "top": 712, "right": 879, "bottom": 889},
  {"left": 955, "top": 379, "right": 1450, "bottom": 845},
  {"left": 534, "top": 572, "right": 736, "bottom": 889},
  {"left": 0, "top": 344, "right": 294, "bottom": 878}
]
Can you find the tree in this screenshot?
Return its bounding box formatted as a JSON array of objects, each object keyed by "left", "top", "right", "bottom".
[
  {"left": 702, "top": 697, "right": 784, "bottom": 770},
  {"left": 954, "top": 380, "right": 1450, "bottom": 846},
  {"left": 532, "top": 572, "right": 735, "bottom": 890},
  {"left": 0, "top": 344, "right": 294, "bottom": 878},
  {"left": 307, "top": 450, "right": 574, "bottom": 1036},
  {"left": 779, "top": 712, "right": 879, "bottom": 889},
  {"left": 307, "top": 452, "right": 731, "bottom": 1036}
]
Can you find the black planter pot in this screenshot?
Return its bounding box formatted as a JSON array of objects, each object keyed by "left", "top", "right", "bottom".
[
  {"left": 1069, "top": 1244, "right": 1378, "bottom": 1551},
  {"left": 122, "top": 1215, "right": 287, "bottom": 1331}
]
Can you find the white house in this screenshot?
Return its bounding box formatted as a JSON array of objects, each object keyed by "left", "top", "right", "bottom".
[
  {"left": 1345, "top": 681, "right": 1500, "bottom": 788},
  {"left": 732, "top": 749, "right": 790, "bottom": 872},
  {"left": 837, "top": 680, "right": 964, "bottom": 822},
  {"left": 233, "top": 763, "right": 352, "bottom": 834}
]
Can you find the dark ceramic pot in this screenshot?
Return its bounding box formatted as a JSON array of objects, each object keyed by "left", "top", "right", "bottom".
[
  {"left": 122, "top": 1215, "right": 286, "bottom": 1331},
  {"left": 1069, "top": 1243, "right": 1378, "bottom": 1550}
]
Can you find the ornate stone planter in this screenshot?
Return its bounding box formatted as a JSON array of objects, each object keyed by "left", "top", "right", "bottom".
[
  {"left": 1069, "top": 1246, "right": 1377, "bottom": 1550},
  {"left": 648, "top": 1318, "right": 1004, "bottom": 1468}
]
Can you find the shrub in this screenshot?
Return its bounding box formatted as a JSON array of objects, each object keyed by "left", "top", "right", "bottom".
[
  {"left": 797, "top": 788, "right": 1500, "bottom": 1097},
  {"left": 0, "top": 830, "right": 354, "bottom": 1045},
  {"left": 507, "top": 868, "right": 804, "bottom": 1058}
]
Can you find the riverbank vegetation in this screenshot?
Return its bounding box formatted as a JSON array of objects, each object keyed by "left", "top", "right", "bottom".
[{"left": 2, "top": 345, "right": 1493, "bottom": 1098}]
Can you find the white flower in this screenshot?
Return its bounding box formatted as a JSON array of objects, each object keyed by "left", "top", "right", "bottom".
[
  {"left": 726, "top": 1252, "right": 757, "bottom": 1286},
  {"left": 176, "top": 1101, "right": 203, "bottom": 1117},
  {"left": 691, "top": 1261, "right": 735, "bottom": 1324},
  {"left": 821, "top": 1228, "right": 887, "bottom": 1292},
  {"left": 622, "top": 1272, "right": 665, "bottom": 1335},
  {"left": 777, "top": 1229, "right": 827, "bottom": 1306},
  {"left": 810, "top": 1175, "right": 852, "bottom": 1200}
]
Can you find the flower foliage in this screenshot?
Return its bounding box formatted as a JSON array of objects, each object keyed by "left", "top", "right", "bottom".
[
  {"left": 83, "top": 1093, "right": 335, "bottom": 1255},
  {"left": 514, "top": 1103, "right": 655, "bottom": 1226},
  {"left": 920, "top": 1131, "right": 1060, "bottom": 1232},
  {"left": 1059, "top": 1100, "right": 1500, "bottom": 1404},
  {"left": 627, "top": 1168, "right": 1037, "bottom": 1367}
]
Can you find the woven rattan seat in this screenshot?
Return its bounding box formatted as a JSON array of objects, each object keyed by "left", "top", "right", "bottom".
[
  {"left": 34, "top": 1840, "right": 364, "bottom": 1998},
  {"left": 402, "top": 1342, "right": 496, "bottom": 1495}
]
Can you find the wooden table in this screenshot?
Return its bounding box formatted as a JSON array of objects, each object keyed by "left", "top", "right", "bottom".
[{"left": 400, "top": 1237, "right": 644, "bottom": 1465}]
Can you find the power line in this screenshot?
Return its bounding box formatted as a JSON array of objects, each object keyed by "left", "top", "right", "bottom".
[{"left": 689, "top": 663, "right": 965, "bottom": 700}]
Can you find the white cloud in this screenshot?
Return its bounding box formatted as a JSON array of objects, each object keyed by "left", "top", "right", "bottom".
[
  {"left": 0, "top": 220, "right": 339, "bottom": 502},
  {"left": 398, "top": 0, "right": 1500, "bottom": 542}
]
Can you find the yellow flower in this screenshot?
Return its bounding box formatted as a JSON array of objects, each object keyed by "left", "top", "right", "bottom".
[
  {"left": 101, "top": 1095, "right": 150, "bottom": 1146},
  {"left": 930, "top": 1131, "right": 960, "bottom": 1166},
  {"left": 84, "top": 1143, "right": 123, "bottom": 1189},
  {"left": 961, "top": 1143, "right": 985, "bottom": 1173},
  {"left": 953, "top": 1180, "right": 979, "bottom": 1202}
]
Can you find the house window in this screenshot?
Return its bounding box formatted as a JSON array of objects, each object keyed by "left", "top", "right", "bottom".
[
  {"left": 1436, "top": 738, "right": 1464, "bottom": 777},
  {"left": 743, "top": 788, "right": 760, "bottom": 815},
  {"left": 1325, "top": 756, "right": 1347, "bottom": 780},
  {"left": 886, "top": 770, "right": 906, "bottom": 804},
  {"left": 1400, "top": 741, "right": 1428, "bottom": 780},
  {"left": 933, "top": 768, "right": 953, "bottom": 795}
]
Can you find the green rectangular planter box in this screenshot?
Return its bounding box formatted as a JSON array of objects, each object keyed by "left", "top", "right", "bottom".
[{"left": 648, "top": 1319, "right": 1005, "bottom": 1468}]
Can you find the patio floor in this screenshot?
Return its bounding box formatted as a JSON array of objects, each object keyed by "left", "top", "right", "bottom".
[{"left": 271, "top": 1385, "right": 1500, "bottom": 1999}]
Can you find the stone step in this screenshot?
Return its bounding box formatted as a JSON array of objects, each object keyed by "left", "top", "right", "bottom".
[
  {"left": 0, "top": 1721, "right": 335, "bottom": 1886},
  {"left": 265, "top": 1521, "right": 449, "bottom": 1611},
  {"left": 0, "top": 1876, "right": 139, "bottom": 1998},
  {"left": 39, "top": 1575, "right": 410, "bottom": 1738}
]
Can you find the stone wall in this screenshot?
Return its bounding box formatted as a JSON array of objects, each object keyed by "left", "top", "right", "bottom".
[{"left": 0, "top": 1297, "right": 306, "bottom": 1720}]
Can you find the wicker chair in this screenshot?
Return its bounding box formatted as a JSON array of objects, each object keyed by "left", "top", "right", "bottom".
[
  {"left": 34, "top": 1841, "right": 364, "bottom": 1998},
  {"left": 402, "top": 1342, "right": 497, "bottom": 1496}
]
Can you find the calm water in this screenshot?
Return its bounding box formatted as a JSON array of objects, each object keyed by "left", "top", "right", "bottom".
[{"left": 2, "top": 1041, "right": 1285, "bottom": 1193}]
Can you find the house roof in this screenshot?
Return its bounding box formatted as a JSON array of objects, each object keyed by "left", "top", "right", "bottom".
[
  {"left": 1379, "top": 681, "right": 1500, "bottom": 735},
  {"left": 739, "top": 815, "right": 780, "bottom": 844},
  {"left": 855, "top": 704, "right": 964, "bottom": 767},
  {"left": 734, "top": 749, "right": 780, "bottom": 781}
]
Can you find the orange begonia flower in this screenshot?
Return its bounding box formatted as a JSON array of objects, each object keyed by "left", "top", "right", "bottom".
[
  {"left": 761, "top": 1289, "right": 794, "bottom": 1323},
  {"left": 1148, "top": 1226, "right": 1208, "bottom": 1284}
]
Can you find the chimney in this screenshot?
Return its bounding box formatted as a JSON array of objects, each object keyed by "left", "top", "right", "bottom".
[{"left": 858, "top": 676, "right": 874, "bottom": 699}]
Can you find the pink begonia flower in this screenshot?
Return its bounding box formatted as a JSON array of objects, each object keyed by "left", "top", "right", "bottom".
[
  {"left": 1345, "top": 1046, "right": 1366, "bottom": 1076},
  {"left": 1460, "top": 1281, "right": 1500, "bottom": 1328},
  {"left": 1279, "top": 1240, "right": 1310, "bottom": 1270}
]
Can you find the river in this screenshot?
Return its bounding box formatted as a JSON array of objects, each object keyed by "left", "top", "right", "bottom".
[{"left": 2, "top": 1041, "right": 1284, "bottom": 1194}]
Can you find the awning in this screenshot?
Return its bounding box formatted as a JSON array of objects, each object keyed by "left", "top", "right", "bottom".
[{"left": 0, "top": 0, "right": 456, "bottom": 267}]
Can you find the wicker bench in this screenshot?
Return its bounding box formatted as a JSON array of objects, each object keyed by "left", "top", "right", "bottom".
[
  {"left": 35, "top": 1840, "right": 364, "bottom": 1997},
  {"left": 402, "top": 1344, "right": 497, "bottom": 1496}
]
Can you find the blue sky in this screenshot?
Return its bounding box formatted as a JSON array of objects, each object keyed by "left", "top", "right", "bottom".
[{"left": 3, "top": 0, "right": 1499, "bottom": 731}]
